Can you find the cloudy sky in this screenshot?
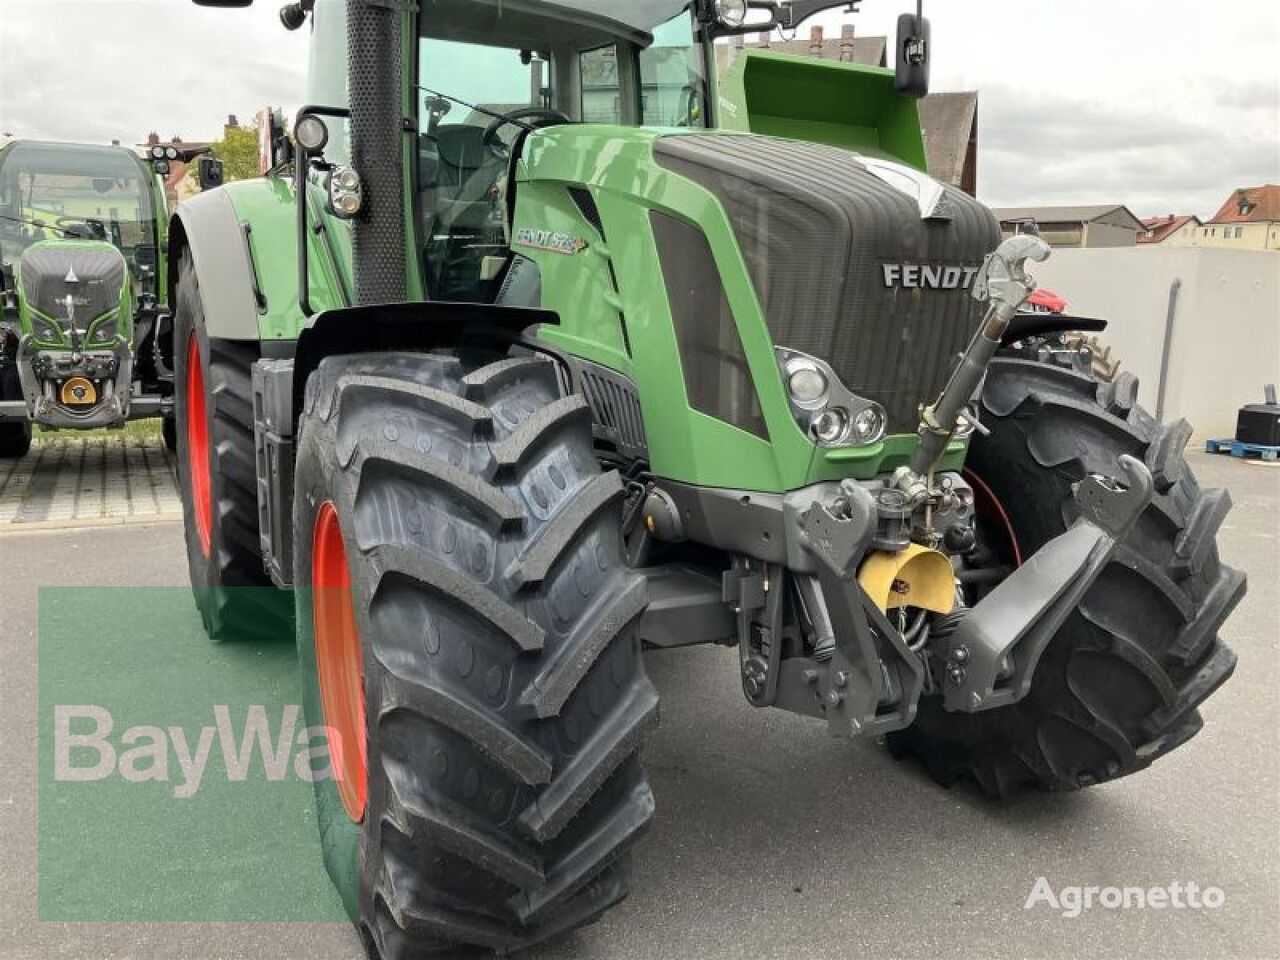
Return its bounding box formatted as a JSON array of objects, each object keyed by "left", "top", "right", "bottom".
[{"left": 2, "top": 0, "right": 1276, "bottom": 219}]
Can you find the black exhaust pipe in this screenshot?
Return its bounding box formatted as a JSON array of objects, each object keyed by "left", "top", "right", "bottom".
[{"left": 348, "top": 0, "right": 407, "bottom": 306}]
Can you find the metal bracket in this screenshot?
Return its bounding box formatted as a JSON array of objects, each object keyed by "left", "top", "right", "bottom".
[
  {"left": 941, "top": 455, "right": 1154, "bottom": 712},
  {"left": 796, "top": 480, "right": 877, "bottom": 579}
]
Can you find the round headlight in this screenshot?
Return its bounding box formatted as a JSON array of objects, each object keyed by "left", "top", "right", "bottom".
[
  {"left": 851, "top": 406, "right": 886, "bottom": 445},
  {"left": 716, "top": 0, "right": 748, "bottom": 27},
  {"left": 295, "top": 114, "right": 329, "bottom": 154},
  {"left": 812, "top": 407, "right": 849, "bottom": 446},
  {"left": 333, "top": 167, "right": 361, "bottom": 192},
  {"left": 332, "top": 191, "right": 361, "bottom": 217},
  {"left": 165, "top": 146, "right": 179, "bottom": 160},
  {"left": 787, "top": 366, "right": 827, "bottom": 405}
]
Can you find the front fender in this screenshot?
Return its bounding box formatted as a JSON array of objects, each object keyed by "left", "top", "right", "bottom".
[{"left": 169, "top": 178, "right": 349, "bottom": 342}]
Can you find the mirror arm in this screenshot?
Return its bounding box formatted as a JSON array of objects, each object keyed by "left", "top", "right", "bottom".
[{"left": 779, "top": 0, "right": 861, "bottom": 30}]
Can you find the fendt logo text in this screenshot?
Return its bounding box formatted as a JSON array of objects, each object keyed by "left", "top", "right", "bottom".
[{"left": 882, "top": 262, "right": 982, "bottom": 290}]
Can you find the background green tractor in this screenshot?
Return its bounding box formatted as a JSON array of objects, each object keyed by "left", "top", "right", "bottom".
[
  {"left": 0, "top": 139, "right": 181, "bottom": 455},
  {"left": 177, "top": 1, "right": 1245, "bottom": 955}
]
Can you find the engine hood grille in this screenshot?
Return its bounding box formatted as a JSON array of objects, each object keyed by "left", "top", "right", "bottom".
[
  {"left": 18, "top": 243, "right": 127, "bottom": 326},
  {"left": 654, "top": 134, "right": 1000, "bottom": 434}
]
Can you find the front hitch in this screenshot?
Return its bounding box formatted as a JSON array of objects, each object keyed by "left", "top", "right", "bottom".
[{"left": 939, "top": 454, "right": 1155, "bottom": 712}]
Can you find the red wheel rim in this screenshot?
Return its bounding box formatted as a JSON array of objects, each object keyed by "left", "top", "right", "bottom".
[
  {"left": 312, "top": 501, "right": 368, "bottom": 823},
  {"left": 185, "top": 331, "right": 213, "bottom": 558},
  {"left": 963, "top": 468, "right": 1023, "bottom": 568}
]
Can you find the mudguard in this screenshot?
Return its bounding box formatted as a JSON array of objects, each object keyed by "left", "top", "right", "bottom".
[{"left": 170, "top": 179, "right": 349, "bottom": 343}]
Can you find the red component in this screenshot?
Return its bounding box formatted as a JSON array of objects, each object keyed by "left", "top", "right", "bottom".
[
  {"left": 312, "top": 501, "right": 368, "bottom": 823},
  {"left": 185, "top": 332, "right": 213, "bottom": 558},
  {"left": 1026, "top": 287, "right": 1067, "bottom": 314},
  {"left": 963, "top": 468, "right": 1023, "bottom": 568}
]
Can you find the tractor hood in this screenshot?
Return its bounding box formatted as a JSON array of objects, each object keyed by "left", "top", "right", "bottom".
[
  {"left": 17, "top": 240, "right": 128, "bottom": 331},
  {"left": 649, "top": 132, "right": 1001, "bottom": 434}
]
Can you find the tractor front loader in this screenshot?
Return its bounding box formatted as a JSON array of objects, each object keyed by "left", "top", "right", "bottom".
[
  {"left": 175, "top": 1, "right": 1245, "bottom": 955},
  {"left": 0, "top": 140, "right": 181, "bottom": 455}
]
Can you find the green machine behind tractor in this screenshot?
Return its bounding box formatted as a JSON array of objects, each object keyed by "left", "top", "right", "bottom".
[
  {"left": 175, "top": 1, "right": 1245, "bottom": 955},
  {"left": 0, "top": 139, "right": 188, "bottom": 454}
]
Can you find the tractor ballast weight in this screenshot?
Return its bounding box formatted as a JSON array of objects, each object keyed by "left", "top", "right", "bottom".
[{"left": 172, "top": 1, "right": 1245, "bottom": 955}]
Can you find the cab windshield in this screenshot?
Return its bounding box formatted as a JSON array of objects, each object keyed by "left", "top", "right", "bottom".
[
  {"left": 415, "top": 3, "right": 707, "bottom": 300},
  {"left": 0, "top": 142, "right": 158, "bottom": 295}
]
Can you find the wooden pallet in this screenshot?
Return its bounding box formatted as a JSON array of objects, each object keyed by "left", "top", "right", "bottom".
[{"left": 1205, "top": 438, "right": 1280, "bottom": 462}]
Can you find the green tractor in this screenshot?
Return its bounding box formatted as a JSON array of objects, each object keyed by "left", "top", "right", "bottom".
[
  {"left": 177, "top": 1, "right": 1244, "bottom": 955},
  {"left": 0, "top": 139, "right": 187, "bottom": 455}
]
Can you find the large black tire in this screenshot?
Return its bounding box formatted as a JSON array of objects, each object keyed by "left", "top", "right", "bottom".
[
  {"left": 161, "top": 414, "right": 177, "bottom": 453},
  {"left": 173, "top": 250, "right": 284, "bottom": 641},
  {"left": 889, "top": 356, "right": 1244, "bottom": 796},
  {"left": 293, "top": 350, "right": 657, "bottom": 957},
  {"left": 0, "top": 422, "right": 31, "bottom": 458},
  {"left": 0, "top": 361, "right": 31, "bottom": 458}
]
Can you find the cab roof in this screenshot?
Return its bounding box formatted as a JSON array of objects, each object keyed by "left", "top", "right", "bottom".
[
  {"left": 421, "top": 0, "right": 691, "bottom": 50},
  {"left": 0, "top": 140, "right": 148, "bottom": 180}
]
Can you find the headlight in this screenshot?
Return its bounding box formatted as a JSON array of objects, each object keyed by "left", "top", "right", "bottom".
[
  {"left": 787, "top": 365, "right": 828, "bottom": 406},
  {"left": 87, "top": 315, "right": 121, "bottom": 345},
  {"left": 327, "top": 165, "right": 363, "bottom": 219},
  {"left": 30, "top": 314, "right": 65, "bottom": 344},
  {"left": 716, "top": 0, "right": 748, "bottom": 27},
  {"left": 775, "top": 347, "right": 887, "bottom": 449}
]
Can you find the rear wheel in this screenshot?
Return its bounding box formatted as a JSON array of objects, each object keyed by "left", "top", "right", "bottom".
[
  {"left": 173, "top": 250, "right": 284, "bottom": 640},
  {"left": 294, "top": 350, "right": 657, "bottom": 957},
  {"left": 889, "top": 356, "right": 1244, "bottom": 796},
  {"left": 0, "top": 362, "right": 31, "bottom": 458}
]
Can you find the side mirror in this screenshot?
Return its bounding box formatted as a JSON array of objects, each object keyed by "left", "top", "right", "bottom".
[
  {"left": 895, "top": 13, "right": 931, "bottom": 99},
  {"left": 198, "top": 155, "right": 225, "bottom": 190}
]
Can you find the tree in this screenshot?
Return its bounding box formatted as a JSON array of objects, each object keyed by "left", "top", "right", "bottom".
[{"left": 204, "top": 124, "right": 260, "bottom": 182}]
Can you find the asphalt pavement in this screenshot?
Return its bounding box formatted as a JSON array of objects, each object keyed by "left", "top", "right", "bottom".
[{"left": 0, "top": 450, "right": 1276, "bottom": 960}]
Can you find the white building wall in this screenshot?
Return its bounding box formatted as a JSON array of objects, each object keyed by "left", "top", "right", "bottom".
[{"left": 1031, "top": 247, "right": 1280, "bottom": 438}]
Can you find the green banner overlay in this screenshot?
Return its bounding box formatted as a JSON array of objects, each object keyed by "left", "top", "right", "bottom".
[{"left": 38, "top": 587, "right": 346, "bottom": 921}]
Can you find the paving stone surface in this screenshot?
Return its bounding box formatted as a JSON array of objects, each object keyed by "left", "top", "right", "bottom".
[{"left": 0, "top": 436, "right": 181, "bottom": 528}]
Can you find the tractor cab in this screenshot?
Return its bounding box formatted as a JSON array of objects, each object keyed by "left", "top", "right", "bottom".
[{"left": 410, "top": 0, "right": 709, "bottom": 299}]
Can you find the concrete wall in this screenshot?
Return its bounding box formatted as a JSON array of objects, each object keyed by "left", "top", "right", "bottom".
[{"left": 1032, "top": 247, "right": 1280, "bottom": 437}]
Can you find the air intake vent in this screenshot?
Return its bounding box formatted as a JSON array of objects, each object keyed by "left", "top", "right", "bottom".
[
  {"left": 577, "top": 360, "right": 647, "bottom": 461},
  {"left": 568, "top": 186, "right": 605, "bottom": 239}
]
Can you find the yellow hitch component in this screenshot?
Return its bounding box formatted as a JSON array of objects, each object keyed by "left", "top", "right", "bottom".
[
  {"left": 858, "top": 543, "right": 957, "bottom": 614},
  {"left": 60, "top": 377, "right": 97, "bottom": 407}
]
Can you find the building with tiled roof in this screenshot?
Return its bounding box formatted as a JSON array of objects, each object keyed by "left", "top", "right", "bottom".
[
  {"left": 1197, "top": 185, "right": 1280, "bottom": 251},
  {"left": 992, "top": 204, "right": 1145, "bottom": 247},
  {"left": 1138, "top": 214, "right": 1201, "bottom": 246}
]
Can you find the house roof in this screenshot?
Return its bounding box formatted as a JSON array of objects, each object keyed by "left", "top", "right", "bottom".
[
  {"left": 1138, "top": 214, "right": 1201, "bottom": 244},
  {"left": 1209, "top": 184, "right": 1280, "bottom": 224},
  {"left": 991, "top": 204, "right": 1145, "bottom": 231}
]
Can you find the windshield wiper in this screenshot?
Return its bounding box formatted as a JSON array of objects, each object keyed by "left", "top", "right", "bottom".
[
  {"left": 416, "top": 86, "right": 538, "bottom": 131},
  {"left": 0, "top": 214, "right": 76, "bottom": 237}
]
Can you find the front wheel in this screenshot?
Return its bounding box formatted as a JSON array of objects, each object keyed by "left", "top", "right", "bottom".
[
  {"left": 889, "top": 356, "right": 1244, "bottom": 796},
  {"left": 173, "top": 249, "right": 284, "bottom": 640},
  {"left": 294, "top": 350, "right": 657, "bottom": 957}
]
